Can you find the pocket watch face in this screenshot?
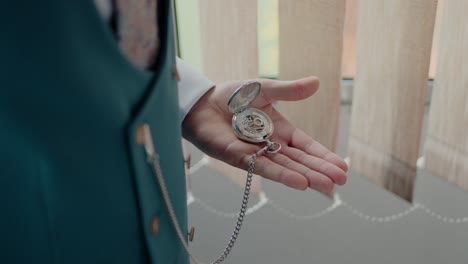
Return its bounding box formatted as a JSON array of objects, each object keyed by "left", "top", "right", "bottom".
[{"left": 232, "top": 108, "right": 273, "bottom": 143}]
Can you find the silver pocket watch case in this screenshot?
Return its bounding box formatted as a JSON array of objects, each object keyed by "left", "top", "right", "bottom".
[{"left": 228, "top": 82, "right": 274, "bottom": 143}]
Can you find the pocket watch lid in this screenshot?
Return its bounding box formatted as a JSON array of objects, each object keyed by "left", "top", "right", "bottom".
[{"left": 227, "top": 82, "right": 261, "bottom": 114}]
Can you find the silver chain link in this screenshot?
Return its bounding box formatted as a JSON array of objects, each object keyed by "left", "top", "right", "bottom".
[
  {"left": 191, "top": 195, "right": 261, "bottom": 218},
  {"left": 148, "top": 144, "right": 276, "bottom": 264},
  {"left": 212, "top": 154, "right": 256, "bottom": 264},
  {"left": 190, "top": 191, "right": 269, "bottom": 218},
  {"left": 147, "top": 154, "right": 205, "bottom": 264}
]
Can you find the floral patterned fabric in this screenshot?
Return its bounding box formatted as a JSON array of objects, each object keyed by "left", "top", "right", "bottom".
[{"left": 95, "top": 0, "right": 160, "bottom": 70}]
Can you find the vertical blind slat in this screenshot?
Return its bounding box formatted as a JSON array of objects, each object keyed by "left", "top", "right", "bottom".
[
  {"left": 349, "top": 0, "right": 437, "bottom": 202},
  {"left": 278, "top": 0, "right": 346, "bottom": 151},
  {"left": 199, "top": 0, "right": 258, "bottom": 82},
  {"left": 424, "top": 0, "right": 468, "bottom": 192},
  {"left": 198, "top": 0, "right": 262, "bottom": 193}
]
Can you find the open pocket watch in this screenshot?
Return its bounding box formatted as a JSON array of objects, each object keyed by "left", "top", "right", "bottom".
[
  {"left": 146, "top": 81, "right": 281, "bottom": 264},
  {"left": 228, "top": 81, "right": 281, "bottom": 153}
]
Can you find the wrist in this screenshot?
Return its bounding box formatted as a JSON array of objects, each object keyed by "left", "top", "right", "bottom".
[{"left": 181, "top": 85, "right": 216, "bottom": 141}]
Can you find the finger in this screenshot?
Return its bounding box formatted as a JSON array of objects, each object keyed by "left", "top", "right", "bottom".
[
  {"left": 222, "top": 139, "right": 261, "bottom": 167},
  {"left": 290, "top": 129, "right": 348, "bottom": 172},
  {"left": 281, "top": 147, "right": 347, "bottom": 185},
  {"left": 255, "top": 77, "right": 320, "bottom": 106},
  {"left": 268, "top": 152, "right": 335, "bottom": 193},
  {"left": 249, "top": 155, "right": 309, "bottom": 191},
  {"left": 215, "top": 139, "right": 306, "bottom": 190}
]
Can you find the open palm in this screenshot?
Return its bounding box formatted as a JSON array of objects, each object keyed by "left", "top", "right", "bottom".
[{"left": 182, "top": 77, "right": 347, "bottom": 193}]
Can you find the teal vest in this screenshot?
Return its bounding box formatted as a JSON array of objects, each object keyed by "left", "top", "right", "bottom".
[{"left": 0, "top": 1, "right": 188, "bottom": 263}]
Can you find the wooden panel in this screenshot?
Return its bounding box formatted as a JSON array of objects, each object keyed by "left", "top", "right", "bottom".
[
  {"left": 278, "top": 0, "right": 346, "bottom": 151},
  {"left": 349, "top": 0, "right": 437, "bottom": 201},
  {"left": 424, "top": 0, "right": 468, "bottom": 191},
  {"left": 198, "top": 0, "right": 262, "bottom": 192}
]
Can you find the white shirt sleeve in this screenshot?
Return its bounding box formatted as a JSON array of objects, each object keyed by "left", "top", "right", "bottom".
[{"left": 176, "top": 58, "right": 215, "bottom": 122}]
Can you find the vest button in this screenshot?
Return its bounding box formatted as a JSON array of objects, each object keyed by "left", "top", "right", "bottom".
[
  {"left": 135, "top": 123, "right": 148, "bottom": 145},
  {"left": 173, "top": 66, "right": 181, "bottom": 81},
  {"left": 188, "top": 226, "right": 195, "bottom": 242},
  {"left": 135, "top": 124, "right": 156, "bottom": 156},
  {"left": 150, "top": 216, "right": 159, "bottom": 235}
]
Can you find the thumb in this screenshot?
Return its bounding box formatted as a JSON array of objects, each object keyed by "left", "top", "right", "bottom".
[{"left": 258, "top": 76, "right": 320, "bottom": 104}]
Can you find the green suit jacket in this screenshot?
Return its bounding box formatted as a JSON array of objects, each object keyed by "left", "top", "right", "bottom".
[{"left": 0, "top": 1, "right": 188, "bottom": 263}]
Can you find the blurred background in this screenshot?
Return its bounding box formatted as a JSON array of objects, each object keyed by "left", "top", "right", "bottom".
[{"left": 174, "top": 0, "right": 468, "bottom": 263}]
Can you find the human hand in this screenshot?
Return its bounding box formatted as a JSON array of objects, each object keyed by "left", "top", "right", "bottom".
[{"left": 182, "top": 77, "right": 347, "bottom": 193}]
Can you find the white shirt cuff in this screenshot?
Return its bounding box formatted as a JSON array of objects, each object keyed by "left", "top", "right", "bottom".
[{"left": 176, "top": 58, "right": 215, "bottom": 122}]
